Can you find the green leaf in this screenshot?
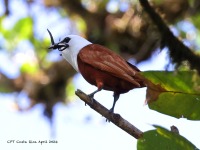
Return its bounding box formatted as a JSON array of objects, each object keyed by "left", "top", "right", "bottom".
[
  {"left": 0, "top": 17, "right": 33, "bottom": 51},
  {"left": 137, "top": 125, "right": 197, "bottom": 150},
  {"left": 65, "top": 78, "right": 76, "bottom": 102},
  {"left": 13, "top": 17, "right": 33, "bottom": 40},
  {"left": 1, "top": 17, "right": 33, "bottom": 41},
  {"left": 142, "top": 71, "right": 200, "bottom": 120},
  {"left": 74, "top": 16, "right": 87, "bottom": 33},
  {"left": 20, "top": 62, "right": 39, "bottom": 74}
]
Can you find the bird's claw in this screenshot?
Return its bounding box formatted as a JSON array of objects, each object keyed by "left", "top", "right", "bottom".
[
  {"left": 105, "top": 108, "right": 115, "bottom": 122},
  {"left": 109, "top": 108, "right": 114, "bottom": 114},
  {"left": 87, "top": 94, "right": 94, "bottom": 104},
  {"left": 105, "top": 118, "right": 111, "bottom": 122}
]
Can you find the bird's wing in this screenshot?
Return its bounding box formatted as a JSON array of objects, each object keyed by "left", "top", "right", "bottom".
[{"left": 78, "top": 44, "right": 141, "bottom": 87}]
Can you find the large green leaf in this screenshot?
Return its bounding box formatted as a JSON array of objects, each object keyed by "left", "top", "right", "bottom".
[
  {"left": 137, "top": 125, "right": 197, "bottom": 150},
  {"left": 142, "top": 71, "right": 200, "bottom": 120}
]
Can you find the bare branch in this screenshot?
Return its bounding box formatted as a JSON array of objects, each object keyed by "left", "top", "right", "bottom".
[{"left": 75, "top": 89, "right": 143, "bottom": 139}]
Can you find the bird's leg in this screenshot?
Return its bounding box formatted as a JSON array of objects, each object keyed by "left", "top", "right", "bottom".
[
  {"left": 109, "top": 93, "right": 120, "bottom": 114},
  {"left": 87, "top": 87, "right": 102, "bottom": 105},
  {"left": 88, "top": 89, "right": 100, "bottom": 99},
  {"left": 88, "top": 81, "right": 103, "bottom": 103},
  {"left": 105, "top": 93, "right": 120, "bottom": 122}
]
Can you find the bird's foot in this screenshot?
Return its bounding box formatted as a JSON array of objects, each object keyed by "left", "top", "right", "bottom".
[
  {"left": 87, "top": 93, "right": 94, "bottom": 105},
  {"left": 105, "top": 118, "right": 110, "bottom": 122},
  {"left": 109, "top": 107, "right": 114, "bottom": 114},
  {"left": 105, "top": 108, "right": 115, "bottom": 122}
]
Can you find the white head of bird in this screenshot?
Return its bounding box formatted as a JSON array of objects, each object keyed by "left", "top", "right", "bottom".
[{"left": 48, "top": 34, "right": 92, "bottom": 72}]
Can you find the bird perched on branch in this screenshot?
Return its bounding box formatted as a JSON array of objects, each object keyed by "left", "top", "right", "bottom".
[{"left": 47, "top": 29, "right": 146, "bottom": 113}]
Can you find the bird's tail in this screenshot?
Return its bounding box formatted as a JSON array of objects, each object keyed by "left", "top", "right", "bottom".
[{"left": 127, "top": 61, "right": 146, "bottom": 88}]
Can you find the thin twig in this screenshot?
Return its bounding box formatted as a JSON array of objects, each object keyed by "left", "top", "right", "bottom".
[{"left": 75, "top": 89, "right": 143, "bottom": 139}]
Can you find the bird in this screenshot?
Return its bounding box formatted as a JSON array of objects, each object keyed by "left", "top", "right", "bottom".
[{"left": 47, "top": 29, "right": 146, "bottom": 113}]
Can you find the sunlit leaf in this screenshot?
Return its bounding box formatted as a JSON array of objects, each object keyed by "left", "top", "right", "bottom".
[
  {"left": 1, "top": 17, "right": 33, "bottom": 41},
  {"left": 13, "top": 17, "right": 33, "bottom": 40},
  {"left": 0, "top": 17, "right": 33, "bottom": 51},
  {"left": 0, "top": 16, "right": 6, "bottom": 32},
  {"left": 73, "top": 16, "right": 87, "bottom": 33},
  {"left": 65, "top": 78, "right": 76, "bottom": 102},
  {"left": 142, "top": 71, "right": 200, "bottom": 120},
  {"left": 191, "top": 14, "right": 200, "bottom": 30},
  {"left": 137, "top": 125, "right": 197, "bottom": 150},
  {"left": 31, "top": 37, "right": 49, "bottom": 63},
  {"left": 20, "top": 62, "right": 39, "bottom": 74}
]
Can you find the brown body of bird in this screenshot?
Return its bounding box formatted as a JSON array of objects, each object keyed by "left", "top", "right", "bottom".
[{"left": 47, "top": 29, "right": 146, "bottom": 113}]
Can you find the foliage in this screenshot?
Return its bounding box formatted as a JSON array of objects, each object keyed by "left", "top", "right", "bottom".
[
  {"left": 0, "top": 17, "right": 33, "bottom": 50},
  {"left": 137, "top": 125, "right": 197, "bottom": 150},
  {"left": 0, "top": 0, "right": 200, "bottom": 149},
  {"left": 143, "top": 71, "right": 200, "bottom": 120}
]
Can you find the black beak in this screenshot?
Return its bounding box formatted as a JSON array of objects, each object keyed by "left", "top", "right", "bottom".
[
  {"left": 48, "top": 44, "right": 57, "bottom": 49},
  {"left": 47, "top": 29, "right": 69, "bottom": 51}
]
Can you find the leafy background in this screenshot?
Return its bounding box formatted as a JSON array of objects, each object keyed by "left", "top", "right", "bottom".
[{"left": 0, "top": 0, "right": 200, "bottom": 149}]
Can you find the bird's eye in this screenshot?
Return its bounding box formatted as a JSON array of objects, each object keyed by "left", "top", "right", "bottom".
[{"left": 63, "top": 37, "right": 71, "bottom": 43}]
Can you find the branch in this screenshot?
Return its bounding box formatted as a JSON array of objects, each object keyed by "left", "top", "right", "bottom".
[
  {"left": 139, "top": 0, "right": 200, "bottom": 73},
  {"left": 4, "top": 0, "right": 9, "bottom": 15},
  {"left": 75, "top": 89, "right": 143, "bottom": 139}
]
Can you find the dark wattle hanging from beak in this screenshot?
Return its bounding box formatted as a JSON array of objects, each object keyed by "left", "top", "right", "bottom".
[
  {"left": 47, "top": 29, "right": 55, "bottom": 46},
  {"left": 47, "top": 29, "right": 60, "bottom": 50},
  {"left": 47, "top": 29, "right": 68, "bottom": 51}
]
